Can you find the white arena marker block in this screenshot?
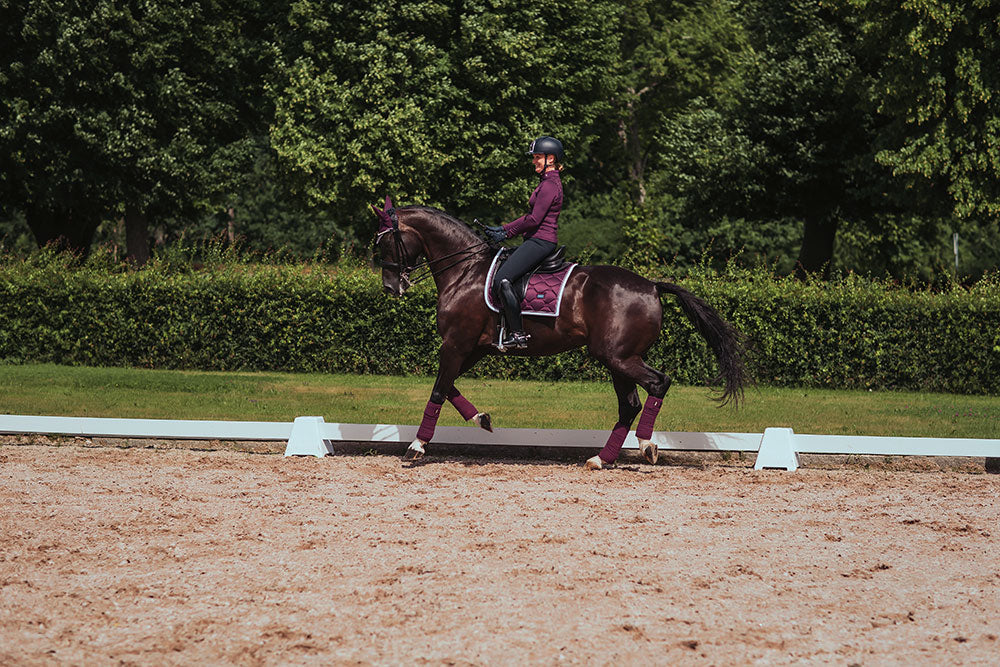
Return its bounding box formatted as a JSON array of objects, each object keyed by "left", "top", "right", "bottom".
[
  {"left": 754, "top": 427, "right": 800, "bottom": 471},
  {"left": 284, "top": 416, "right": 334, "bottom": 457}
]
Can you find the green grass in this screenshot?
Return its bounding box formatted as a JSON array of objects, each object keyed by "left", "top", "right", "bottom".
[{"left": 2, "top": 363, "right": 999, "bottom": 438}]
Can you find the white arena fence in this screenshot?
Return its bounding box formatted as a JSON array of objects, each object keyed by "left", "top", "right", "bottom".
[{"left": 2, "top": 414, "right": 999, "bottom": 471}]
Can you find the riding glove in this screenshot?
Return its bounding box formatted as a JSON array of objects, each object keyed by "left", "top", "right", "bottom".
[{"left": 485, "top": 226, "right": 507, "bottom": 243}]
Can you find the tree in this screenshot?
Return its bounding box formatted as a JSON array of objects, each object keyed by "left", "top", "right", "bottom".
[
  {"left": 270, "top": 0, "right": 622, "bottom": 234},
  {"left": 651, "top": 0, "right": 877, "bottom": 277},
  {"left": 597, "top": 0, "right": 747, "bottom": 205},
  {"left": 848, "top": 0, "right": 1000, "bottom": 221},
  {"left": 0, "top": 1, "right": 273, "bottom": 261}
]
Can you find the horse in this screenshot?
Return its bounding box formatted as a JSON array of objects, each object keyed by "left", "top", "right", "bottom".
[{"left": 372, "top": 197, "right": 749, "bottom": 469}]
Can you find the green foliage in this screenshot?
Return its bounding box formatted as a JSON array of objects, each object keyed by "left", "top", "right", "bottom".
[
  {"left": 556, "top": 189, "right": 635, "bottom": 264},
  {"left": 0, "top": 210, "right": 35, "bottom": 256},
  {"left": 646, "top": 0, "right": 877, "bottom": 275},
  {"left": 271, "top": 0, "right": 621, "bottom": 233},
  {"left": 3, "top": 0, "right": 1000, "bottom": 282},
  {"left": 0, "top": 0, "right": 274, "bottom": 249},
  {"left": 587, "top": 0, "right": 747, "bottom": 203},
  {"left": 848, "top": 0, "right": 1000, "bottom": 220},
  {"left": 836, "top": 215, "right": 1000, "bottom": 284},
  {"left": 1, "top": 254, "right": 997, "bottom": 395}
]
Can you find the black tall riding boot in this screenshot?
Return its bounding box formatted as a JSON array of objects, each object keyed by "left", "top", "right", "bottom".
[{"left": 498, "top": 278, "right": 530, "bottom": 349}]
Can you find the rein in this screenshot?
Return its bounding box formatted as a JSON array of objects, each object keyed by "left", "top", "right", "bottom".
[{"left": 376, "top": 207, "right": 490, "bottom": 287}]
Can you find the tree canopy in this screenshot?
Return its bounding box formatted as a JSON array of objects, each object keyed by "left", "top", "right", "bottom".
[
  {"left": 271, "top": 0, "right": 620, "bottom": 226},
  {"left": 1, "top": 0, "right": 272, "bottom": 260},
  {"left": 849, "top": 0, "right": 1000, "bottom": 219},
  {"left": 2, "top": 0, "right": 999, "bottom": 280}
]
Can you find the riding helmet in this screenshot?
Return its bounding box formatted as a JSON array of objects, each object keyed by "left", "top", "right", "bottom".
[{"left": 526, "top": 136, "right": 565, "bottom": 162}]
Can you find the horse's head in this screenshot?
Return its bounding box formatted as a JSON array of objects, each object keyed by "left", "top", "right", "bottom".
[{"left": 372, "top": 196, "right": 423, "bottom": 297}]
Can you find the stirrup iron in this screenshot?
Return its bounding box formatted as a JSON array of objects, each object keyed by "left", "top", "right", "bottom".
[
  {"left": 495, "top": 323, "right": 530, "bottom": 351},
  {"left": 502, "top": 330, "right": 530, "bottom": 349}
]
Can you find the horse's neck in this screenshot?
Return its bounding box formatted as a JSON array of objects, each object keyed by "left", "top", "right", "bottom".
[
  {"left": 407, "top": 213, "right": 472, "bottom": 256},
  {"left": 404, "top": 210, "right": 487, "bottom": 291}
]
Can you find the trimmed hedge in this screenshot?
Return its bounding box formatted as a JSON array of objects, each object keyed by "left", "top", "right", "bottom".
[{"left": 1, "top": 254, "right": 998, "bottom": 394}]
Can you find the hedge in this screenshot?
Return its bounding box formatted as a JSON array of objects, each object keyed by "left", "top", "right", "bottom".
[{"left": 1, "top": 253, "right": 998, "bottom": 394}]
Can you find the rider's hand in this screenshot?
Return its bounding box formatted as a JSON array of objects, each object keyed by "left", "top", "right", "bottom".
[{"left": 486, "top": 226, "right": 507, "bottom": 243}]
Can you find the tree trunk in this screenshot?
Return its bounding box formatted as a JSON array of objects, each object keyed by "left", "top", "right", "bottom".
[
  {"left": 125, "top": 205, "right": 150, "bottom": 266},
  {"left": 618, "top": 92, "right": 647, "bottom": 206},
  {"left": 795, "top": 216, "right": 838, "bottom": 279},
  {"left": 25, "top": 204, "right": 99, "bottom": 257}
]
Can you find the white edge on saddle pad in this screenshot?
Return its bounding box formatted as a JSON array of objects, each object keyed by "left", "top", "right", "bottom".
[{"left": 483, "top": 250, "right": 577, "bottom": 317}]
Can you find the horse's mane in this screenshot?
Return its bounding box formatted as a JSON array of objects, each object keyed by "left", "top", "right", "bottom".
[{"left": 401, "top": 205, "right": 483, "bottom": 244}]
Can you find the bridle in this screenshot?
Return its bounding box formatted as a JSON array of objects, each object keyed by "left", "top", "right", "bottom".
[{"left": 375, "top": 205, "right": 490, "bottom": 288}]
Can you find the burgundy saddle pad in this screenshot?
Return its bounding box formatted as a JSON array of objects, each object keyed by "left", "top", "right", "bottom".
[{"left": 484, "top": 250, "right": 577, "bottom": 317}]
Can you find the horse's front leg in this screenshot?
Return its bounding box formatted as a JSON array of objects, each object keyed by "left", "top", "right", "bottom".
[
  {"left": 444, "top": 349, "right": 491, "bottom": 432},
  {"left": 404, "top": 342, "right": 472, "bottom": 460}
]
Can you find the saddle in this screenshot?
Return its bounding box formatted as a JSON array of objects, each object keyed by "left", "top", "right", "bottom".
[
  {"left": 499, "top": 245, "right": 572, "bottom": 300},
  {"left": 484, "top": 246, "right": 577, "bottom": 318}
]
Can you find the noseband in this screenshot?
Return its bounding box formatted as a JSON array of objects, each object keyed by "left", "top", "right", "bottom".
[{"left": 375, "top": 206, "right": 489, "bottom": 287}]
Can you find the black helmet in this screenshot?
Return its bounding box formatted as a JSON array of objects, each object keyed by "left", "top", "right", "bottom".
[{"left": 526, "top": 136, "right": 565, "bottom": 162}]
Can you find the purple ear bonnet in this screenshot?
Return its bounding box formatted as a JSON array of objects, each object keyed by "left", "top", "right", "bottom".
[{"left": 372, "top": 195, "right": 396, "bottom": 232}]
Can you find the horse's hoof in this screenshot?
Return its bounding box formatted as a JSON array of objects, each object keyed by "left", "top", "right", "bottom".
[
  {"left": 403, "top": 439, "right": 426, "bottom": 461},
  {"left": 585, "top": 455, "right": 604, "bottom": 470},
  {"left": 474, "top": 412, "right": 493, "bottom": 432},
  {"left": 639, "top": 438, "right": 659, "bottom": 465}
]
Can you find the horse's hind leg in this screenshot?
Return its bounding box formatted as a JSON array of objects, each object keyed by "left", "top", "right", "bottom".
[
  {"left": 629, "top": 358, "right": 671, "bottom": 464},
  {"left": 585, "top": 373, "right": 642, "bottom": 470},
  {"left": 601, "top": 356, "right": 672, "bottom": 466}
]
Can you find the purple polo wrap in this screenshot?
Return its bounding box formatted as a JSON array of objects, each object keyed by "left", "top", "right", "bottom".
[
  {"left": 416, "top": 400, "right": 442, "bottom": 442},
  {"left": 598, "top": 422, "right": 630, "bottom": 464},
  {"left": 635, "top": 396, "right": 664, "bottom": 440},
  {"left": 446, "top": 387, "right": 479, "bottom": 421}
]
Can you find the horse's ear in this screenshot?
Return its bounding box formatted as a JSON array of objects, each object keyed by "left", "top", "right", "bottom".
[
  {"left": 384, "top": 195, "right": 394, "bottom": 211},
  {"left": 372, "top": 198, "right": 394, "bottom": 232}
]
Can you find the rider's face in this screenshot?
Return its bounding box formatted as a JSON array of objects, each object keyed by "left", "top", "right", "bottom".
[{"left": 531, "top": 153, "right": 550, "bottom": 173}]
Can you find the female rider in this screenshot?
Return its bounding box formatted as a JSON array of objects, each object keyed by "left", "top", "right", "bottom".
[{"left": 485, "top": 136, "right": 564, "bottom": 349}]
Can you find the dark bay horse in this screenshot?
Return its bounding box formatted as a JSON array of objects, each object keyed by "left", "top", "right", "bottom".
[{"left": 372, "top": 199, "right": 749, "bottom": 469}]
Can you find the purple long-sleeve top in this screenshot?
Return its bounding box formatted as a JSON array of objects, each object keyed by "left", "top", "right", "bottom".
[{"left": 502, "top": 169, "right": 562, "bottom": 243}]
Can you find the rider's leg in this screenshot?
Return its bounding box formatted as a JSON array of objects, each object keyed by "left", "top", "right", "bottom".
[
  {"left": 498, "top": 278, "right": 523, "bottom": 332},
  {"left": 491, "top": 238, "right": 555, "bottom": 343}
]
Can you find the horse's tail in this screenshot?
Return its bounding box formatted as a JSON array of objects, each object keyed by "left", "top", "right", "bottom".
[{"left": 655, "top": 281, "right": 750, "bottom": 407}]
